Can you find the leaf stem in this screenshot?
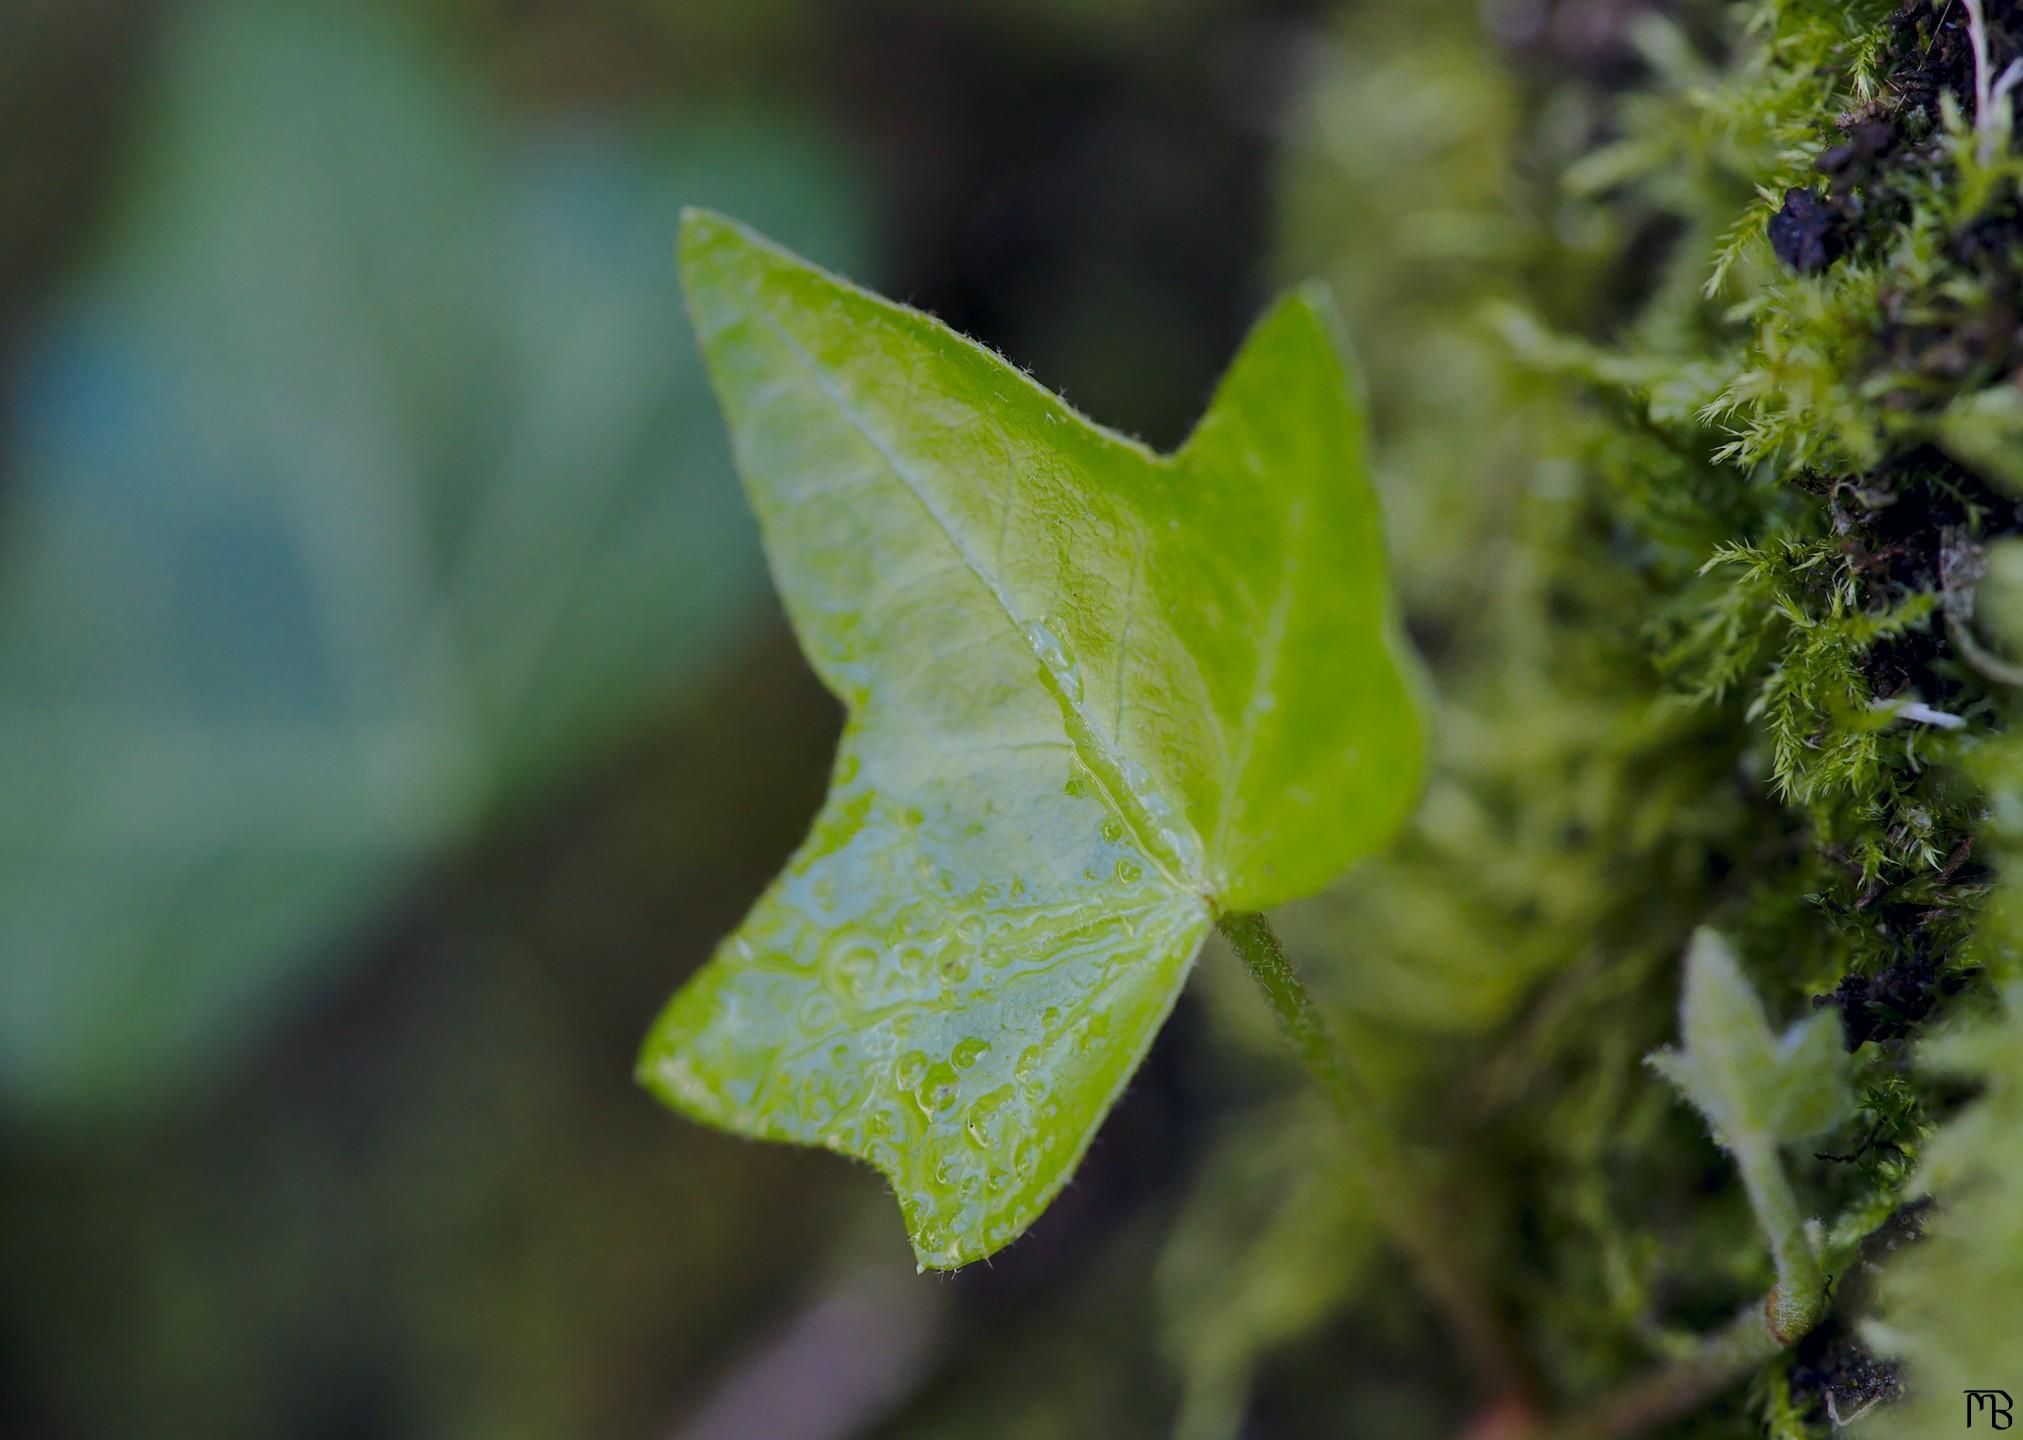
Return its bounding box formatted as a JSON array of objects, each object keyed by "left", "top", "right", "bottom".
[
  {"left": 1543, "top": 1300, "right": 1786, "bottom": 1440},
  {"left": 1219, "top": 915, "right": 1833, "bottom": 1440},
  {"left": 1217, "top": 913, "right": 1367, "bottom": 1126},
  {"left": 1539, "top": 1137, "right": 1826, "bottom": 1439},
  {"left": 1732, "top": 1135, "right": 1827, "bottom": 1343},
  {"left": 1216, "top": 912, "right": 1529, "bottom": 1407}
]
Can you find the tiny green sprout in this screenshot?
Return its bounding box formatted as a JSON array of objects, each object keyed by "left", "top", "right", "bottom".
[
  {"left": 1649, "top": 929, "right": 1852, "bottom": 1155},
  {"left": 1547, "top": 933, "right": 1863, "bottom": 1439},
  {"left": 638, "top": 211, "right": 1425, "bottom": 1270},
  {"left": 1649, "top": 929, "right": 1849, "bottom": 1345}
]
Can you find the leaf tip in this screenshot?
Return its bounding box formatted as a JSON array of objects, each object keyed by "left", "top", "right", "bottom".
[
  {"left": 1258, "top": 278, "right": 1353, "bottom": 361},
  {"left": 1291, "top": 276, "right": 1347, "bottom": 326},
  {"left": 676, "top": 205, "right": 750, "bottom": 277},
  {"left": 676, "top": 203, "right": 735, "bottom": 243},
  {"left": 1680, "top": 925, "right": 1755, "bottom": 1022},
  {"left": 1645, "top": 1045, "right": 1689, "bottom": 1092}
]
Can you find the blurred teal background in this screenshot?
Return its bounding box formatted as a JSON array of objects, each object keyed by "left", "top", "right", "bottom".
[{"left": 1, "top": 1, "right": 1311, "bottom": 1435}]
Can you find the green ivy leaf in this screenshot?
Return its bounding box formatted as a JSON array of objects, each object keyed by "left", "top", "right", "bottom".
[
  {"left": 637, "top": 212, "right": 1424, "bottom": 1268},
  {"left": 1648, "top": 929, "right": 1850, "bottom": 1148}
]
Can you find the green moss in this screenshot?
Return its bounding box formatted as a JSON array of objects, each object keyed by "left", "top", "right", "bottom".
[{"left": 1156, "top": 1, "right": 2023, "bottom": 1433}]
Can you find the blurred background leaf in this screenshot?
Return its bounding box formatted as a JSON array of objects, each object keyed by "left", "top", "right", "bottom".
[
  {"left": 0, "top": 1, "right": 875, "bottom": 1117},
  {"left": 2, "top": 1, "right": 1322, "bottom": 1436}
]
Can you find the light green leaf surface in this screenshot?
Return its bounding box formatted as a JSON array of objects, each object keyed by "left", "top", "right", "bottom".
[
  {"left": 639, "top": 212, "right": 1423, "bottom": 1268},
  {"left": 1648, "top": 929, "right": 1850, "bottom": 1148}
]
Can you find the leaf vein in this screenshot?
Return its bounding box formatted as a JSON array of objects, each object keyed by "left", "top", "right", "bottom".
[{"left": 736, "top": 290, "right": 1198, "bottom": 894}]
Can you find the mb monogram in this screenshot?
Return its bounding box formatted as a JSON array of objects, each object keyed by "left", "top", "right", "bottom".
[{"left": 1969, "top": 1390, "right": 2016, "bottom": 1429}]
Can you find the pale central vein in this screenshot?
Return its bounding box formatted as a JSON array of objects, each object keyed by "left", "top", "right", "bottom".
[{"left": 737, "top": 291, "right": 1200, "bottom": 897}]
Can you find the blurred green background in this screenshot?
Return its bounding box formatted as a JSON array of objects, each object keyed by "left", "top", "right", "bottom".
[{"left": 3, "top": 1, "right": 1367, "bottom": 1435}]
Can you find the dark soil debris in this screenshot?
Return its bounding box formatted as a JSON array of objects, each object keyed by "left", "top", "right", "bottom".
[
  {"left": 1768, "top": 187, "right": 1848, "bottom": 273},
  {"left": 1815, "top": 953, "right": 1980, "bottom": 1050},
  {"left": 1818, "top": 118, "right": 1899, "bottom": 193},
  {"left": 1790, "top": 1321, "right": 1906, "bottom": 1426},
  {"left": 1884, "top": 0, "right": 2021, "bottom": 130}
]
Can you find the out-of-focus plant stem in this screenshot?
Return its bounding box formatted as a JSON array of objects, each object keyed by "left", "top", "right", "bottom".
[
  {"left": 1544, "top": 1298, "right": 1788, "bottom": 1440},
  {"left": 1540, "top": 1137, "right": 1826, "bottom": 1439},
  {"left": 1217, "top": 912, "right": 1532, "bottom": 1412}
]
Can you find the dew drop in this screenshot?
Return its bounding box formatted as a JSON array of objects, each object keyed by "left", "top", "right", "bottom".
[
  {"left": 965, "top": 1084, "right": 1013, "bottom": 1145},
  {"left": 796, "top": 993, "right": 838, "bottom": 1032},
  {"left": 825, "top": 942, "right": 878, "bottom": 1001},
  {"left": 916, "top": 1061, "right": 962, "bottom": 1116},
  {"left": 1021, "top": 618, "right": 1083, "bottom": 702},
  {"left": 1012, "top": 1137, "right": 1040, "bottom": 1179},
  {"left": 952, "top": 1036, "right": 990, "bottom": 1068}
]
